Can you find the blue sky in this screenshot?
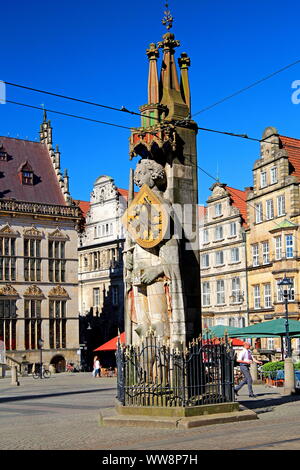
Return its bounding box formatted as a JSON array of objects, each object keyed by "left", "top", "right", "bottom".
[{"left": 1, "top": 0, "right": 300, "bottom": 205}]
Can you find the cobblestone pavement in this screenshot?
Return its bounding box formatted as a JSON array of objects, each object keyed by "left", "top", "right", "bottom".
[{"left": 1, "top": 373, "right": 300, "bottom": 451}]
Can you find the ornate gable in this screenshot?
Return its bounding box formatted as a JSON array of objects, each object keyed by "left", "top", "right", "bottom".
[
  {"left": 23, "top": 226, "right": 43, "bottom": 239},
  {"left": 0, "top": 224, "right": 18, "bottom": 238},
  {"left": 48, "top": 285, "right": 69, "bottom": 298},
  {"left": 23, "top": 285, "right": 44, "bottom": 298},
  {"left": 0, "top": 284, "right": 19, "bottom": 297},
  {"left": 48, "top": 227, "right": 69, "bottom": 241}
]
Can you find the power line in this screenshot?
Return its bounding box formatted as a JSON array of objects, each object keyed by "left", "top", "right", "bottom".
[
  {"left": 3, "top": 99, "right": 131, "bottom": 130},
  {"left": 3, "top": 80, "right": 148, "bottom": 121},
  {"left": 192, "top": 58, "right": 300, "bottom": 117}
]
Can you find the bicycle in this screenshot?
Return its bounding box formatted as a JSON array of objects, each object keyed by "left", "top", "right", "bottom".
[{"left": 32, "top": 365, "right": 51, "bottom": 379}]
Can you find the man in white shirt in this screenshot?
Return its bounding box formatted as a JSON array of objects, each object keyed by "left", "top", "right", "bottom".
[{"left": 234, "top": 342, "right": 262, "bottom": 398}]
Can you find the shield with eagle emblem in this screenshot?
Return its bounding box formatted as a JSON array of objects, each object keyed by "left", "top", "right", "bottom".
[{"left": 122, "top": 184, "right": 169, "bottom": 248}]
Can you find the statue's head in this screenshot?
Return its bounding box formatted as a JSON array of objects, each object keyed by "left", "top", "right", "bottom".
[{"left": 134, "top": 159, "right": 166, "bottom": 190}]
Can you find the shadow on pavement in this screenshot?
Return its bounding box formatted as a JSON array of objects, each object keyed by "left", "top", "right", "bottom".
[
  {"left": 0, "top": 387, "right": 116, "bottom": 404},
  {"left": 238, "top": 390, "right": 300, "bottom": 412}
]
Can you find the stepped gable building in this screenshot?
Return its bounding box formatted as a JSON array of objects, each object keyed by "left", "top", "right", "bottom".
[
  {"left": 246, "top": 126, "right": 300, "bottom": 355},
  {"left": 78, "top": 175, "right": 127, "bottom": 360},
  {"left": 0, "top": 111, "right": 81, "bottom": 372},
  {"left": 199, "top": 182, "right": 249, "bottom": 329}
]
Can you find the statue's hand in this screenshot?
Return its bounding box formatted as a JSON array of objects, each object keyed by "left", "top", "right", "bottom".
[{"left": 141, "top": 266, "right": 163, "bottom": 285}]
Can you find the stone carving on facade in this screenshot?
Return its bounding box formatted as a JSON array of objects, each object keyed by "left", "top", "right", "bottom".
[
  {"left": 23, "top": 285, "right": 44, "bottom": 298},
  {"left": 0, "top": 224, "right": 18, "bottom": 237},
  {"left": 0, "top": 284, "right": 19, "bottom": 297},
  {"left": 48, "top": 285, "right": 69, "bottom": 298},
  {"left": 48, "top": 227, "right": 69, "bottom": 240},
  {"left": 23, "top": 225, "right": 43, "bottom": 239}
]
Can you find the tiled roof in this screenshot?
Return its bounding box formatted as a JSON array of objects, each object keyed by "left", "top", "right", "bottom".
[
  {"left": 0, "top": 137, "right": 66, "bottom": 205},
  {"left": 279, "top": 135, "right": 300, "bottom": 180},
  {"left": 73, "top": 200, "right": 90, "bottom": 218},
  {"left": 226, "top": 186, "right": 248, "bottom": 226}
]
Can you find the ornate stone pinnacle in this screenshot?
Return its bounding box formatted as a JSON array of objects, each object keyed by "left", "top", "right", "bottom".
[
  {"left": 157, "top": 32, "right": 180, "bottom": 51},
  {"left": 178, "top": 52, "right": 191, "bottom": 69},
  {"left": 146, "top": 43, "right": 159, "bottom": 60},
  {"left": 162, "top": 2, "right": 174, "bottom": 30}
]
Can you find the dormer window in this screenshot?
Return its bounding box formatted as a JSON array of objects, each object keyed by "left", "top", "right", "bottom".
[
  {"left": 0, "top": 144, "right": 8, "bottom": 161},
  {"left": 19, "top": 161, "right": 34, "bottom": 185}
]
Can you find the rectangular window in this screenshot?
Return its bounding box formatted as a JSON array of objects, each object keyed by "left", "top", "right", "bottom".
[
  {"left": 252, "top": 244, "right": 259, "bottom": 267},
  {"left": 230, "top": 222, "right": 237, "bottom": 237},
  {"left": 270, "top": 167, "right": 278, "bottom": 184},
  {"left": 0, "top": 299, "right": 17, "bottom": 350},
  {"left": 48, "top": 300, "right": 66, "bottom": 349},
  {"left": 215, "top": 250, "right": 224, "bottom": 266},
  {"left": 264, "top": 283, "right": 272, "bottom": 308},
  {"left": 93, "top": 288, "right": 100, "bottom": 306},
  {"left": 216, "top": 280, "right": 225, "bottom": 305},
  {"left": 285, "top": 234, "right": 294, "bottom": 258},
  {"left": 215, "top": 226, "right": 223, "bottom": 240},
  {"left": 112, "top": 286, "right": 119, "bottom": 306},
  {"left": 48, "top": 240, "right": 66, "bottom": 282},
  {"left": 274, "top": 236, "right": 282, "bottom": 260},
  {"left": 202, "top": 282, "right": 210, "bottom": 306},
  {"left": 202, "top": 229, "right": 209, "bottom": 244},
  {"left": 255, "top": 203, "right": 263, "bottom": 224},
  {"left": 260, "top": 171, "right": 267, "bottom": 188},
  {"left": 24, "top": 238, "right": 41, "bottom": 282},
  {"left": 231, "top": 277, "right": 241, "bottom": 303},
  {"left": 266, "top": 199, "right": 274, "bottom": 220},
  {"left": 24, "top": 299, "right": 41, "bottom": 350},
  {"left": 262, "top": 241, "right": 270, "bottom": 264},
  {"left": 215, "top": 203, "right": 222, "bottom": 216},
  {"left": 0, "top": 237, "right": 17, "bottom": 281},
  {"left": 201, "top": 253, "right": 210, "bottom": 268},
  {"left": 253, "top": 285, "right": 260, "bottom": 309},
  {"left": 231, "top": 247, "right": 239, "bottom": 263},
  {"left": 277, "top": 195, "right": 285, "bottom": 216}
]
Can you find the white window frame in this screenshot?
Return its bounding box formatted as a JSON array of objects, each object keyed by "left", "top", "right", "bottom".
[
  {"left": 202, "top": 282, "right": 211, "bottom": 306},
  {"left": 277, "top": 195, "right": 285, "bottom": 217},
  {"left": 231, "top": 247, "right": 239, "bottom": 263},
  {"left": 274, "top": 236, "right": 282, "bottom": 260},
  {"left": 201, "top": 253, "right": 210, "bottom": 268},
  {"left": 253, "top": 285, "right": 260, "bottom": 309},
  {"left": 216, "top": 280, "right": 225, "bottom": 305},
  {"left": 93, "top": 287, "right": 100, "bottom": 307},
  {"left": 255, "top": 203, "right": 263, "bottom": 223},
  {"left": 264, "top": 283, "right": 272, "bottom": 308},
  {"left": 215, "top": 203, "right": 222, "bottom": 217},
  {"left": 270, "top": 167, "right": 278, "bottom": 184},
  {"left": 202, "top": 229, "right": 209, "bottom": 244},
  {"left": 252, "top": 244, "right": 259, "bottom": 267},
  {"left": 231, "top": 277, "right": 241, "bottom": 303},
  {"left": 215, "top": 250, "right": 224, "bottom": 266},
  {"left": 230, "top": 222, "right": 237, "bottom": 237},
  {"left": 262, "top": 241, "right": 270, "bottom": 265},
  {"left": 266, "top": 199, "right": 274, "bottom": 220},
  {"left": 285, "top": 234, "right": 294, "bottom": 259},
  {"left": 215, "top": 225, "right": 223, "bottom": 240},
  {"left": 260, "top": 171, "right": 267, "bottom": 188}
]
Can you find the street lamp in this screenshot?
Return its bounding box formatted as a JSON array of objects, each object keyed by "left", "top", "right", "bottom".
[
  {"left": 278, "top": 275, "right": 293, "bottom": 358},
  {"left": 38, "top": 338, "right": 44, "bottom": 379}
]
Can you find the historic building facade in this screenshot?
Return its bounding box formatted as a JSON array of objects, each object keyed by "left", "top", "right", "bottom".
[
  {"left": 246, "top": 126, "right": 300, "bottom": 354},
  {"left": 0, "top": 112, "right": 81, "bottom": 371},
  {"left": 78, "top": 175, "right": 126, "bottom": 359},
  {"left": 199, "top": 182, "right": 249, "bottom": 330}
]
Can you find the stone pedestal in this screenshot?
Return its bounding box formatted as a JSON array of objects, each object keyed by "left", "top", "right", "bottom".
[
  {"left": 282, "top": 357, "right": 295, "bottom": 395},
  {"left": 11, "top": 365, "right": 20, "bottom": 386}
]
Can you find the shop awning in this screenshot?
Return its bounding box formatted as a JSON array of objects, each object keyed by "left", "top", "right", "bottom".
[{"left": 93, "top": 332, "right": 126, "bottom": 352}]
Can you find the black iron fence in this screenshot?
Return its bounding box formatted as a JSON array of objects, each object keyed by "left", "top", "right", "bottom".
[{"left": 116, "top": 334, "right": 235, "bottom": 407}]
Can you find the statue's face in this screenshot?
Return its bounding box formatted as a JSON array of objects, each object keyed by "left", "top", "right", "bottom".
[
  {"left": 134, "top": 165, "right": 155, "bottom": 188},
  {"left": 134, "top": 161, "right": 166, "bottom": 190}
]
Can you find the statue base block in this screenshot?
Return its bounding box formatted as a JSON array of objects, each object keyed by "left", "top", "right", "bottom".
[{"left": 100, "top": 402, "right": 257, "bottom": 429}]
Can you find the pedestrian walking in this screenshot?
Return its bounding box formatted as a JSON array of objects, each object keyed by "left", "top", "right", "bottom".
[
  {"left": 93, "top": 356, "right": 101, "bottom": 378},
  {"left": 234, "top": 342, "right": 262, "bottom": 398}
]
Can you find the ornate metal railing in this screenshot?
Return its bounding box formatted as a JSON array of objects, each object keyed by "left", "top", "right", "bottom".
[{"left": 116, "top": 334, "right": 235, "bottom": 407}]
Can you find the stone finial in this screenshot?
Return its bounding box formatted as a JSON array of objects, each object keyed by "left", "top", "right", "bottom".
[{"left": 146, "top": 43, "right": 159, "bottom": 61}]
